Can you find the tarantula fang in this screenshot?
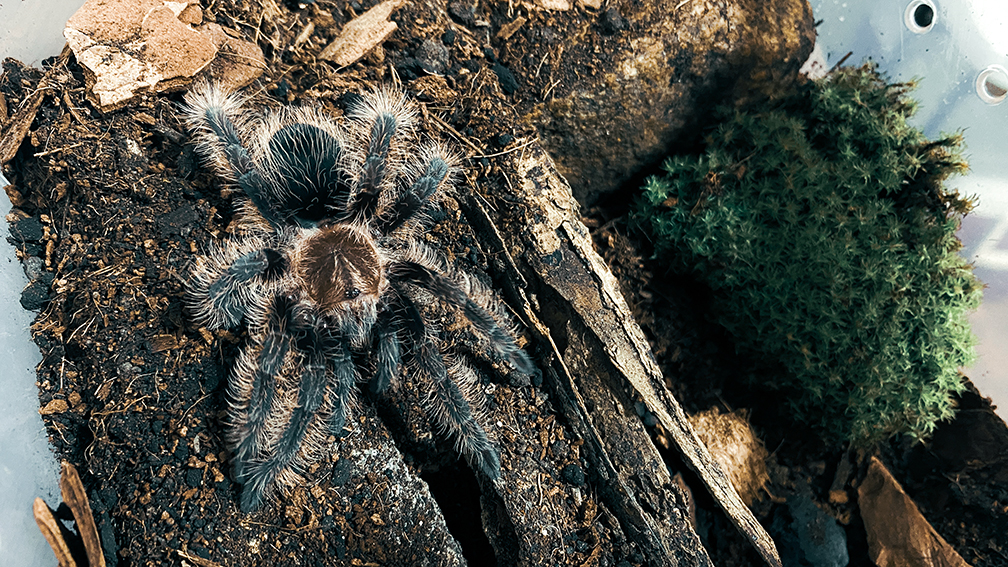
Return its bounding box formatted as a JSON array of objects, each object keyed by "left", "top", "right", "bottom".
[{"left": 183, "top": 83, "right": 534, "bottom": 512}]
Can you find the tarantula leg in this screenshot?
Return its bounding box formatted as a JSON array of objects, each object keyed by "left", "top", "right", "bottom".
[
  {"left": 231, "top": 294, "right": 294, "bottom": 480},
  {"left": 377, "top": 152, "right": 450, "bottom": 234},
  {"left": 197, "top": 248, "right": 286, "bottom": 329},
  {"left": 347, "top": 111, "right": 399, "bottom": 219},
  {"left": 240, "top": 324, "right": 330, "bottom": 512},
  {"left": 370, "top": 307, "right": 402, "bottom": 394},
  {"left": 390, "top": 261, "right": 535, "bottom": 374},
  {"left": 414, "top": 330, "right": 500, "bottom": 479},
  {"left": 182, "top": 86, "right": 278, "bottom": 225}
]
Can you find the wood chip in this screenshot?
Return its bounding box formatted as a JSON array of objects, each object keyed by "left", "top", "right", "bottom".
[
  {"left": 34, "top": 462, "right": 107, "bottom": 566},
  {"left": 150, "top": 334, "right": 180, "bottom": 353},
  {"left": 40, "top": 399, "right": 70, "bottom": 415},
  {"left": 319, "top": 0, "right": 404, "bottom": 67},
  {"left": 33, "top": 498, "right": 76, "bottom": 567},
  {"left": 177, "top": 549, "right": 222, "bottom": 567},
  {"left": 61, "top": 462, "right": 106, "bottom": 567},
  {"left": 497, "top": 16, "right": 527, "bottom": 40},
  {"left": 0, "top": 46, "right": 70, "bottom": 164}
]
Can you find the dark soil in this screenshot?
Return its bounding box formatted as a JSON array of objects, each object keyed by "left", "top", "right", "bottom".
[{"left": 3, "top": 0, "right": 1007, "bottom": 566}]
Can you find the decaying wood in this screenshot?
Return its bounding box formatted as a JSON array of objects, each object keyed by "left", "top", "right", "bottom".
[
  {"left": 60, "top": 462, "right": 106, "bottom": 567},
  {"left": 34, "top": 461, "right": 105, "bottom": 567},
  {"left": 0, "top": 46, "right": 70, "bottom": 164},
  {"left": 465, "top": 138, "right": 782, "bottom": 566},
  {"left": 33, "top": 497, "right": 78, "bottom": 567}
]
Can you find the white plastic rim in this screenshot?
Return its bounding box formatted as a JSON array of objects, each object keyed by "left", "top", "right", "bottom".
[
  {"left": 976, "top": 65, "right": 1008, "bottom": 105},
  {"left": 904, "top": 0, "right": 937, "bottom": 34}
]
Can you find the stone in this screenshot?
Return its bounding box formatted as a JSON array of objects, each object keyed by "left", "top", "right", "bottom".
[
  {"left": 415, "top": 39, "right": 449, "bottom": 75},
  {"left": 512, "top": 0, "right": 815, "bottom": 205},
  {"left": 771, "top": 490, "right": 849, "bottom": 567},
  {"left": 858, "top": 456, "right": 971, "bottom": 567}
]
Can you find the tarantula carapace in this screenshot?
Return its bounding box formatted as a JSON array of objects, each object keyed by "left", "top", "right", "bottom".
[{"left": 182, "top": 83, "right": 534, "bottom": 512}]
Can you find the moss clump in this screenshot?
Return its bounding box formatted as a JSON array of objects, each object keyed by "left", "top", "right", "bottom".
[{"left": 635, "top": 64, "right": 981, "bottom": 446}]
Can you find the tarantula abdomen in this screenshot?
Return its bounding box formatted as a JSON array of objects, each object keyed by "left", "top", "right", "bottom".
[{"left": 183, "top": 83, "right": 534, "bottom": 511}]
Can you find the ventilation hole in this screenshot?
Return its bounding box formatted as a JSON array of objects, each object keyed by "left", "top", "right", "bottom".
[
  {"left": 904, "top": 0, "right": 937, "bottom": 34},
  {"left": 976, "top": 65, "right": 1008, "bottom": 105},
  {"left": 914, "top": 4, "right": 934, "bottom": 27}
]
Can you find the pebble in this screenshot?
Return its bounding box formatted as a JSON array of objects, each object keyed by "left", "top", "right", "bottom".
[
  {"left": 22, "top": 255, "right": 45, "bottom": 282},
  {"left": 561, "top": 463, "right": 586, "bottom": 486},
  {"left": 415, "top": 39, "right": 449, "bottom": 75},
  {"left": 492, "top": 63, "right": 518, "bottom": 95},
  {"left": 600, "top": 8, "right": 628, "bottom": 35},
  {"left": 20, "top": 279, "right": 50, "bottom": 310}
]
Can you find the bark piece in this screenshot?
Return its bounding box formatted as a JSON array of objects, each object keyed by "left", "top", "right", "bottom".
[
  {"left": 33, "top": 497, "right": 78, "bottom": 567},
  {"left": 60, "top": 462, "right": 106, "bottom": 567},
  {"left": 500, "top": 141, "right": 782, "bottom": 567},
  {"left": 859, "top": 457, "right": 972, "bottom": 567},
  {"left": 63, "top": 0, "right": 263, "bottom": 112},
  {"left": 34, "top": 462, "right": 105, "bottom": 567},
  {"left": 0, "top": 48, "right": 70, "bottom": 164},
  {"left": 320, "top": 0, "right": 404, "bottom": 67}
]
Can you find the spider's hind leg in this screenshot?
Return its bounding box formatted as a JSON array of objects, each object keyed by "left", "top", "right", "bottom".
[
  {"left": 397, "top": 293, "right": 501, "bottom": 479},
  {"left": 419, "top": 330, "right": 501, "bottom": 479}
]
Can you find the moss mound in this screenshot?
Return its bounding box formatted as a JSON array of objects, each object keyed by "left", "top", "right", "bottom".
[{"left": 635, "top": 64, "right": 982, "bottom": 446}]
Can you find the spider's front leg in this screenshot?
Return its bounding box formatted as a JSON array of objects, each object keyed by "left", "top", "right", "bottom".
[
  {"left": 229, "top": 294, "right": 296, "bottom": 481},
  {"left": 376, "top": 146, "right": 452, "bottom": 235},
  {"left": 188, "top": 243, "right": 287, "bottom": 330}
]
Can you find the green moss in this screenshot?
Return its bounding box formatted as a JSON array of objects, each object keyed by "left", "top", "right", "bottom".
[{"left": 635, "top": 64, "right": 981, "bottom": 446}]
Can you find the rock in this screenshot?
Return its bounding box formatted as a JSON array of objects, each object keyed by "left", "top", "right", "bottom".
[
  {"left": 507, "top": 0, "right": 815, "bottom": 205},
  {"left": 930, "top": 405, "right": 1008, "bottom": 474},
  {"left": 599, "top": 8, "right": 628, "bottom": 35},
  {"left": 493, "top": 63, "right": 519, "bottom": 95},
  {"left": 415, "top": 39, "right": 449, "bottom": 75},
  {"left": 8, "top": 213, "right": 43, "bottom": 242},
  {"left": 64, "top": 0, "right": 263, "bottom": 112},
  {"left": 195, "top": 22, "right": 267, "bottom": 93},
  {"left": 858, "top": 456, "right": 971, "bottom": 567},
  {"left": 688, "top": 407, "right": 769, "bottom": 507},
  {"left": 22, "top": 256, "right": 45, "bottom": 282},
  {"left": 770, "top": 488, "right": 849, "bottom": 567},
  {"left": 21, "top": 279, "right": 51, "bottom": 310}
]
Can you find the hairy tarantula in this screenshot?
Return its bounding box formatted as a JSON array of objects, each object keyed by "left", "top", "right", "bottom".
[{"left": 182, "top": 83, "right": 534, "bottom": 512}]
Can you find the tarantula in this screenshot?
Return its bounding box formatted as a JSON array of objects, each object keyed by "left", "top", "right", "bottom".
[{"left": 182, "top": 83, "right": 534, "bottom": 512}]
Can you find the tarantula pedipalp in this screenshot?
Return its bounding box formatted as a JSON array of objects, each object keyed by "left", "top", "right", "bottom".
[{"left": 182, "top": 83, "right": 534, "bottom": 512}]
